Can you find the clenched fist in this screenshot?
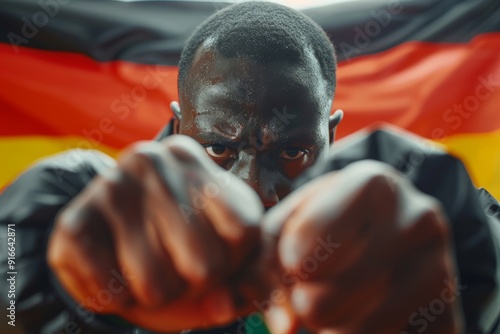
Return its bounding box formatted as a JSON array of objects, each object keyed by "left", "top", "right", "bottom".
[
  {"left": 262, "top": 160, "right": 462, "bottom": 334},
  {"left": 47, "top": 135, "right": 264, "bottom": 331},
  {"left": 47, "top": 137, "right": 463, "bottom": 334}
]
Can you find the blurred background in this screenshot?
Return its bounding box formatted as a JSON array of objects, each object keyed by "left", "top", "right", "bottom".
[{"left": 0, "top": 0, "right": 499, "bottom": 198}]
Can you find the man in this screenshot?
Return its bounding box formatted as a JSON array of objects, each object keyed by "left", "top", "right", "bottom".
[{"left": 0, "top": 1, "right": 499, "bottom": 333}]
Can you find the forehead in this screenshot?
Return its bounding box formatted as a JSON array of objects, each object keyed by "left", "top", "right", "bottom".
[{"left": 180, "top": 45, "right": 331, "bottom": 138}]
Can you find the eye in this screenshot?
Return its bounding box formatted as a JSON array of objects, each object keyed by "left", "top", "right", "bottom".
[
  {"left": 280, "top": 147, "right": 306, "bottom": 160},
  {"left": 204, "top": 144, "right": 232, "bottom": 159}
]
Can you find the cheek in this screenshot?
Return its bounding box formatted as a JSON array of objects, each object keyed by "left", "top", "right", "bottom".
[
  {"left": 281, "top": 162, "right": 309, "bottom": 180},
  {"left": 280, "top": 153, "right": 318, "bottom": 180}
]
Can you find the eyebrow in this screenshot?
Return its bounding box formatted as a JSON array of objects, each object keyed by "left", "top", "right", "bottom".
[
  {"left": 265, "top": 131, "right": 320, "bottom": 148},
  {"left": 194, "top": 132, "right": 241, "bottom": 146},
  {"left": 195, "top": 129, "right": 320, "bottom": 149}
]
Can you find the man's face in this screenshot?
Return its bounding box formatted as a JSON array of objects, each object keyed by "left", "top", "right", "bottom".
[{"left": 176, "top": 44, "right": 334, "bottom": 208}]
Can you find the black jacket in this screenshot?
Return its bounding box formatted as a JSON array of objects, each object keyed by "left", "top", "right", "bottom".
[{"left": 1, "top": 125, "right": 499, "bottom": 334}]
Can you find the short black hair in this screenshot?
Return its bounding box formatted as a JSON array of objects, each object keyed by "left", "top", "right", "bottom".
[{"left": 178, "top": 1, "right": 336, "bottom": 95}]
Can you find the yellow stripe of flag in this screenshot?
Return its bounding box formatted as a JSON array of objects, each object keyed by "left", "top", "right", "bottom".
[{"left": 1, "top": 132, "right": 499, "bottom": 198}]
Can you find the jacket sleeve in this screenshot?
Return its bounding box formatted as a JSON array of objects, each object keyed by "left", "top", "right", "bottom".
[
  {"left": 0, "top": 149, "right": 137, "bottom": 334},
  {"left": 294, "top": 126, "right": 500, "bottom": 334}
]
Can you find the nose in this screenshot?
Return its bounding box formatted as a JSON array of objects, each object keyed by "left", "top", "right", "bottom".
[{"left": 230, "top": 150, "right": 279, "bottom": 208}]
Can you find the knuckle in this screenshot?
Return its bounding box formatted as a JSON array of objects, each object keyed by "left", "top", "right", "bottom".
[
  {"left": 163, "top": 138, "right": 199, "bottom": 163},
  {"left": 355, "top": 162, "right": 401, "bottom": 194},
  {"left": 361, "top": 171, "right": 399, "bottom": 210},
  {"left": 223, "top": 222, "right": 247, "bottom": 246},
  {"left": 365, "top": 172, "right": 395, "bottom": 193},
  {"left": 93, "top": 174, "right": 144, "bottom": 216},
  {"left": 130, "top": 140, "right": 164, "bottom": 154},
  {"left": 97, "top": 176, "right": 121, "bottom": 202},
  {"left": 415, "top": 198, "right": 449, "bottom": 240},
  {"left": 55, "top": 205, "right": 89, "bottom": 238},
  {"left": 163, "top": 135, "right": 224, "bottom": 173},
  {"left": 162, "top": 134, "right": 205, "bottom": 158},
  {"left": 119, "top": 141, "right": 162, "bottom": 174},
  {"left": 95, "top": 171, "right": 141, "bottom": 207}
]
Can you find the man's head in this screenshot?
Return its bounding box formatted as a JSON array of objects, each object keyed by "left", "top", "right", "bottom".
[{"left": 173, "top": 1, "right": 341, "bottom": 207}]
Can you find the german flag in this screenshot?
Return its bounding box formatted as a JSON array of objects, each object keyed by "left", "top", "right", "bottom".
[{"left": 1, "top": 0, "right": 499, "bottom": 198}]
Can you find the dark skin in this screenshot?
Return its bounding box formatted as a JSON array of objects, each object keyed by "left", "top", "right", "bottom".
[
  {"left": 47, "top": 40, "right": 462, "bottom": 333},
  {"left": 175, "top": 45, "right": 340, "bottom": 204}
]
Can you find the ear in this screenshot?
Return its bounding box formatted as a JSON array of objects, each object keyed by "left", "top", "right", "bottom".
[
  {"left": 329, "top": 109, "right": 343, "bottom": 145},
  {"left": 170, "top": 101, "right": 181, "bottom": 134}
]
